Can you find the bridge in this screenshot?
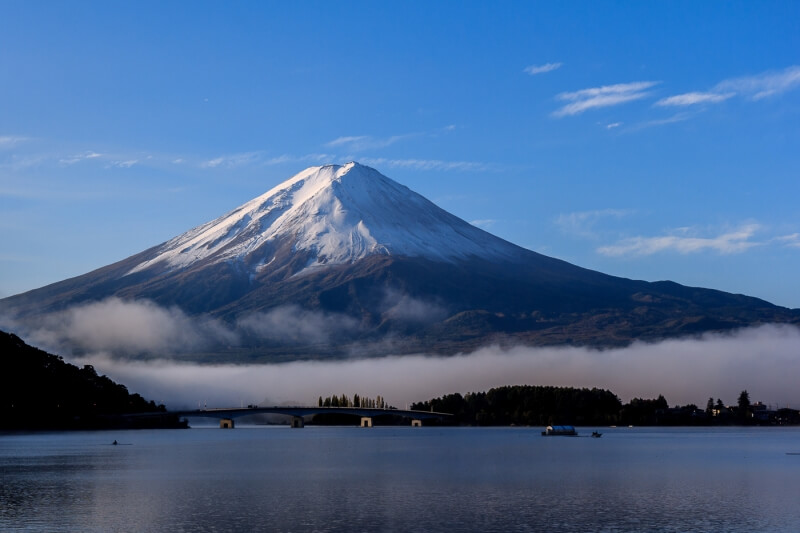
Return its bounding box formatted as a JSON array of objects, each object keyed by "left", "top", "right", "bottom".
[{"left": 175, "top": 406, "right": 452, "bottom": 428}]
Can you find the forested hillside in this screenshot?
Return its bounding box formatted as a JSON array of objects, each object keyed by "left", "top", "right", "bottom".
[{"left": 0, "top": 330, "right": 185, "bottom": 430}]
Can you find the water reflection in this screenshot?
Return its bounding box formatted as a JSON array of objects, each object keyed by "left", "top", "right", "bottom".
[{"left": 1, "top": 427, "right": 799, "bottom": 532}]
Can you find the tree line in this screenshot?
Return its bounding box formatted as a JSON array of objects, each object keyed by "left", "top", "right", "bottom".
[
  {"left": 411, "top": 385, "right": 622, "bottom": 426},
  {"left": 410, "top": 386, "right": 800, "bottom": 426}
]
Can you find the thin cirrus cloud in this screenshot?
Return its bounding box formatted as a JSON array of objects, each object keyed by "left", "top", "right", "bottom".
[
  {"left": 59, "top": 151, "right": 103, "bottom": 165},
  {"left": 553, "top": 81, "right": 660, "bottom": 117},
  {"left": 325, "top": 133, "right": 418, "bottom": 151},
  {"left": 200, "top": 151, "right": 264, "bottom": 169},
  {"left": 655, "top": 65, "right": 800, "bottom": 107},
  {"left": 716, "top": 64, "right": 800, "bottom": 100},
  {"left": 524, "top": 62, "right": 562, "bottom": 75},
  {"left": 358, "top": 157, "right": 491, "bottom": 172},
  {"left": 470, "top": 219, "right": 496, "bottom": 229},
  {"left": 597, "top": 224, "right": 763, "bottom": 257},
  {"left": 555, "top": 208, "right": 634, "bottom": 238},
  {"left": 773, "top": 233, "right": 800, "bottom": 248},
  {"left": 655, "top": 91, "right": 735, "bottom": 107},
  {"left": 0, "top": 135, "right": 30, "bottom": 148}
]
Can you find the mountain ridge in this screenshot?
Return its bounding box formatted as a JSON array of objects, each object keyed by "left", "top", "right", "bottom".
[
  {"left": 1, "top": 163, "right": 797, "bottom": 361},
  {"left": 127, "top": 162, "right": 526, "bottom": 279}
]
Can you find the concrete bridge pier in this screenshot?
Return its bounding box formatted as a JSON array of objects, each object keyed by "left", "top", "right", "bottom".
[
  {"left": 360, "top": 417, "right": 373, "bottom": 428},
  {"left": 220, "top": 418, "right": 235, "bottom": 429},
  {"left": 291, "top": 416, "right": 305, "bottom": 428},
  {"left": 411, "top": 419, "right": 422, "bottom": 427}
]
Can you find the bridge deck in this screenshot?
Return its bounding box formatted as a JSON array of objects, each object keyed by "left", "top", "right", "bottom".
[{"left": 176, "top": 406, "right": 451, "bottom": 421}]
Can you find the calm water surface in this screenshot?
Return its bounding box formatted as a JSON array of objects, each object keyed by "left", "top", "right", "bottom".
[{"left": 2, "top": 426, "right": 799, "bottom": 532}]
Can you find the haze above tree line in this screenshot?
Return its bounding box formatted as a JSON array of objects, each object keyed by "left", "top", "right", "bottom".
[{"left": 3, "top": 329, "right": 798, "bottom": 430}]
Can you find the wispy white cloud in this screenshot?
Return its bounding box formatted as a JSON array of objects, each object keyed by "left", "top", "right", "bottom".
[
  {"left": 773, "top": 233, "right": 800, "bottom": 248},
  {"left": 358, "top": 157, "right": 491, "bottom": 172},
  {"left": 524, "top": 62, "right": 562, "bottom": 75},
  {"left": 470, "top": 219, "right": 496, "bottom": 229},
  {"left": 109, "top": 159, "right": 138, "bottom": 168},
  {"left": 606, "top": 122, "right": 622, "bottom": 129},
  {"left": 598, "top": 224, "right": 763, "bottom": 257},
  {"left": 656, "top": 65, "right": 800, "bottom": 108},
  {"left": 325, "top": 135, "right": 369, "bottom": 148},
  {"left": 553, "top": 81, "right": 660, "bottom": 117},
  {"left": 0, "top": 135, "right": 30, "bottom": 148},
  {"left": 325, "top": 134, "right": 418, "bottom": 151},
  {"left": 238, "top": 305, "right": 360, "bottom": 345},
  {"left": 260, "top": 153, "right": 334, "bottom": 166},
  {"left": 655, "top": 91, "right": 735, "bottom": 107},
  {"left": 643, "top": 112, "right": 693, "bottom": 127},
  {"left": 716, "top": 65, "right": 800, "bottom": 100},
  {"left": 200, "top": 151, "right": 263, "bottom": 169},
  {"left": 59, "top": 151, "right": 103, "bottom": 165},
  {"left": 555, "top": 209, "right": 634, "bottom": 238}
]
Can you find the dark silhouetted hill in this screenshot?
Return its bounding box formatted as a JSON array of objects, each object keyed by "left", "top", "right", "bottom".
[{"left": 0, "top": 330, "right": 185, "bottom": 430}]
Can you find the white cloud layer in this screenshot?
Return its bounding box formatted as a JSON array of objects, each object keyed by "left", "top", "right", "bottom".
[
  {"left": 598, "top": 224, "right": 762, "bottom": 256},
  {"left": 553, "top": 81, "right": 660, "bottom": 117},
  {"left": 238, "top": 305, "right": 360, "bottom": 344},
  {"left": 7, "top": 297, "right": 799, "bottom": 411},
  {"left": 28, "top": 297, "right": 238, "bottom": 356},
  {"left": 72, "top": 324, "right": 800, "bottom": 412}
]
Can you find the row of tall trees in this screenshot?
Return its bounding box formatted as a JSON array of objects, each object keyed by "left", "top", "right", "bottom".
[{"left": 317, "top": 393, "right": 391, "bottom": 409}]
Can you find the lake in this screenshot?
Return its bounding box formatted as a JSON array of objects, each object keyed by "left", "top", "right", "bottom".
[{"left": 2, "top": 425, "right": 799, "bottom": 532}]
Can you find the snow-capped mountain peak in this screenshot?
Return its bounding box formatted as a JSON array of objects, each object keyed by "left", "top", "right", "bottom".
[{"left": 128, "top": 162, "right": 521, "bottom": 275}]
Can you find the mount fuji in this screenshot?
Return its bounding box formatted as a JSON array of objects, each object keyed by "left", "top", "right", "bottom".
[{"left": 2, "top": 162, "right": 797, "bottom": 361}]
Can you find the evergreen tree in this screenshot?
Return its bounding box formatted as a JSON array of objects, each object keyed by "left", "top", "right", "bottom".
[{"left": 738, "top": 390, "right": 751, "bottom": 420}]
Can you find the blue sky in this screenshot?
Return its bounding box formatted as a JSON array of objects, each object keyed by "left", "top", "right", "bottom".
[{"left": 2, "top": 1, "right": 799, "bottom": 307}]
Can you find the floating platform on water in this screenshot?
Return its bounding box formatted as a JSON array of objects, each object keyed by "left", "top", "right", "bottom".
[{"left": 541, "top": 425, "right": 577, "bottom": 436}]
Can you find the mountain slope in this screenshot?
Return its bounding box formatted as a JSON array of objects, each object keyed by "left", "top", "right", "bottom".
[{"left": 1, "top": 163, "right": 797, "bottom": 361}]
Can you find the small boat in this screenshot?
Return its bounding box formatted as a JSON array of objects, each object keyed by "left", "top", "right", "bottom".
[
  {"left": 591, "top": 431, "right": 602, "bottom": 438},
  {"left": 541, "top": 425, "right": 577, "bottom": 436}
]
